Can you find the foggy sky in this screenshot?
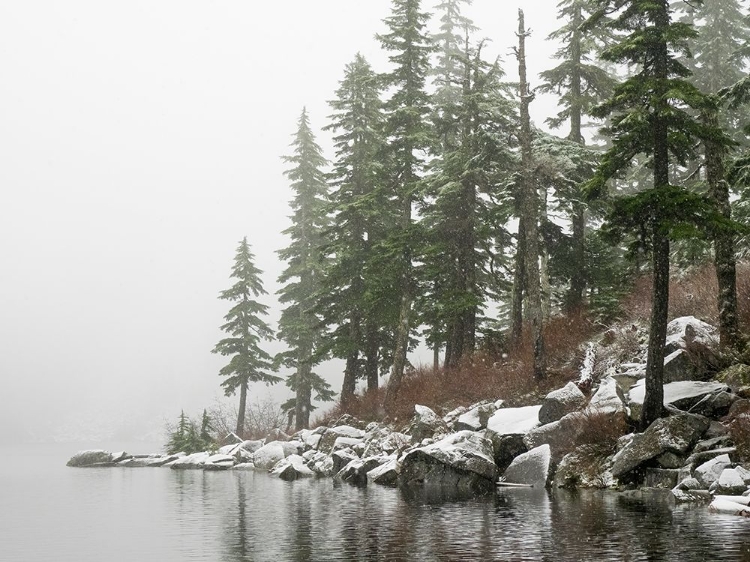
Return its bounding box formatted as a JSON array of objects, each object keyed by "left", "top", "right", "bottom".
[{"left": 0, "top": 1, "right": 560, "bottom": 443}]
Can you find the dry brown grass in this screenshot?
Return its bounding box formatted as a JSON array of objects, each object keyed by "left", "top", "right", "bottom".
[{"left": 313, "top": 261, "right": 750, "bottom": 430}]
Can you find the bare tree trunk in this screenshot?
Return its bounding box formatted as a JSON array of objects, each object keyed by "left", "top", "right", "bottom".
[
  {"left": 341, "top": 320, "right": 360, "bottom": 406},
  {"left": 510, "top": 217, "right": 526, "bottom": 348},
  {"left": 295, "top": 363, "right": 312, "bottom": 430},
  {"left": 364, "top": 320, "right": 380, "bottom": 392},
  {"left": 704, "top": 108, "right": 741, "bottom": 351},
  {"left": 236, "top": 380, "right": 248, "bottom": 437},
  {"left": 516, "top": 9, "right": 546, "bottom": 379}
]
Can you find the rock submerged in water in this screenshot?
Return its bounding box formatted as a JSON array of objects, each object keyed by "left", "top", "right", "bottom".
[{"left": 66, "top": 450, "right": 120, "bottom": 467}]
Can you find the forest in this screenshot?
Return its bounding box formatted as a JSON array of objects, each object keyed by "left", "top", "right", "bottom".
[{"left": 201, "top": 0, "right": 750, "bottom": 441}]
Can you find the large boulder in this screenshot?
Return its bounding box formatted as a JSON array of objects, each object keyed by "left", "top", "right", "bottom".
[
  {"left": 66, "top": 450, "right": 117, "bottom": 467},
  {"left": 318, "top": 426, "right": 366, "bottom": 454},
  {"left": 664, "top": 316, "right": 719, "bottom": 355},
  {"left": 688, "top": 391, "right": 738, "bottom": 419},
  {"left": 399, "top": 430, "right": 498, "bottom": 494},
  {"left": 170, "top": 452, "right": 211, "bottom": 470},
  {"left": 524, "top": 412, "right": 588, "bottom": 463},
  {"left": 694, "top": 453, "right": 732, "bottom": 488},
  {"left": 627, "top": 380, "right": 729, "bottom": 420},
  {"left": 485, "top": 405, "right": 542, "bottom": 472},
  {"left": 712, "top": 468, "right": 748, "bottom": 495},
  {"left": 500, "top": 444, "right": 553, "bottom": 488},
  {"left": 270, "top": 454, "right": 314, "bottom": 481},
  {"left": 588, "top": 377, "right": 627, "bottom": 415},
  {"left": 253, "top": 441, "right": 289, "bottom": 470},
  {"left": 455, "top": 401, "right": 503, "bottom": 432},
  {"left": 335, "top": 456, "right": 387, "bottom": 485},
  {"left": 367, "top": 457, "right": 400, "bottom": 487},
  {"left": 554, "top": 445, "right": 614, "bottom": 489},
  {"left": 611, "top": 413, "right": 710, "bottom": 479},
  {"left": 404, "top": 405, "right": 450, "bottom": 443},
  {"left": 538, "top": 382, "right": 586, "bottom": 425},
  {"left": 203, "top": 454, "right": 236, "bottom": 471}
]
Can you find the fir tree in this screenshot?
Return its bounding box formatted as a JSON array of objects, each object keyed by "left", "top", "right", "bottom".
[
  {"left": 538, "top": 0, "right": 615, "bottom": 311},
  {"left": 585, "top": 0, "right": 729, "bottom": 428},
  {"left": 212, "top": 238, "right": 280, "bottom": 436},
  {"left": 377, "top": 0, "right": 434, "bottom": 410},
  {"left": 277, "top": 108, "right": 335, "bottom": 430},
  {"left": 320, "top": 54, "right": 393, "bottom": 402}
]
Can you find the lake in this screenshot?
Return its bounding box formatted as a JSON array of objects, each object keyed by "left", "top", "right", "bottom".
[{"left": 2, "top": 443, "right": 750, "bottom": 561}]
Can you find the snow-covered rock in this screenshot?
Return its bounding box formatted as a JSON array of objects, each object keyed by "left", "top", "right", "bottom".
[
  {"left": 66, "top": 450, "right": 117, "bottom": 467},
  {"left": 331, "top": 448, "right": 359, "bottom": 475},
  {"left": 554, "top": 445, "right": 614, "bottom": 489},
  {"left": 539, "top": 382, "right": 586, "bottom": 425},
  {"left": 694, "top": 453, "right": 732, "bottom": 488},
  {"left": 610, "top": 413, "right": 710, "bottom": 479},
  {"left": 404, "top": 405, "right": 450, "bottom": 443},
  {"left": 443, "top": 406, "right": 468, "bottom": 429},
  {"left": 367, "top": 457, "right": 400, "bottom": 487},
  {"left": 335, "top": 456, "right": 387, "bottom": 485},
  {"left": 628, "top": 380, "right": 729, "bottom": 420},
  {"left": 253, "top": 441, "right": 289, "bottom": 471},
  {"left": 501, "top": 444, "right": 553, "bottom": 488},
  {"left": 399, "top": 430, "right": 498, "bottom": 493},
  {"left": 665, "top": 316, "right": 719, "bottom": 354},
  {"left": 270, "top": 454, "right": 313, "bottom": 480},
  {"left": 118, "top": 454, "right": 179, "bottom": 468},
  {"left": 455, "top": 401, "right": 502, "bottom": 432},
  {"left": 232, "top": 463, "right": 255, "bottom": 471},
  {"left": 688, "top": 391, "right": 738, "bottom": 419},
  {"left": 203, "top": 454, "right": 236, "bottom": 471},
  {"left": 588, "top": 377, "right": 627, "bottom": 415},
  {"left": 170, "top": 452, "right": 211, "bottom": 470},
  {"left": 318, "top": 426, "right": 366, "bottom": 454},
  {"left": 524, "top": 412, "right": 587, "bottom": 463},
  {"left": 486, "top": 405, "right": 542, "bottom": 436},
  {"left": 713, "top": 468, "right": 748, "bottom": 495},
  {"left": 708, "top": 498, "right": 750, "bottom": 516}
]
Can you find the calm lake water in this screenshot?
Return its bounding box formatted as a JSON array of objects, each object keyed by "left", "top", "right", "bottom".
[{"left": 3, "top": 443, "right": 750, "bottom": 561}]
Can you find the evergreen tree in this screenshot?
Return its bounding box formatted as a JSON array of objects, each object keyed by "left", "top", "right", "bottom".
[
  {"left": 585, "top": 0, "right": 729, "bottom": 428},
  {"left": 377, "top": 0, "right": 434, "bottom": 410},
  {"left": 538, "top": 0, "right": 615, "bottom": 311},
  {"left": 421, "top": 39, "right": 516, "bottom": 367},
  {"left": 277, "top": 108, "right": 335, "bottom": 430},
  {"left": 321, "top": 54, "right": 393, "bottom": 402},
  {"left": 212, "top": 238, "right": 280, "bottom": 436}
]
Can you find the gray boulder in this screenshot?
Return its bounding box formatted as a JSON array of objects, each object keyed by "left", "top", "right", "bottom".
[
  {"left": 66, "top": 450, "right": 116, "bottom": 467},
  {"left": 712, "top": 468, "right": 748, "bottom": 495},
  {"left": 331, "top": 448, "right": 359, "bottom": 475},
  {"left": 501, "top": 444, "right": 553, "bottom": 488},
  {"left": 694, "top": 453, "right": 732, "bottom": 488},
  {"left": 253, "top": 441, "right": 289, "bottom": 471},
  {"left": 485, "top": 405, "right": 542, "bottom": 471},
  {"left": 203, "top": 454, "right": 235, "bottom": 471},
  {"left": 455, "top": 401, "right": 503, "bottom": 432},
  {"left": 318, "top": 426, "right": 366, "bottom": 454},
  {"left": 553, "top": 445, "right": 615, "bottom": 489},
  {"left": 664, "top": 316, "right": 719, "bottom": 355},
  {"left": 628, "top": 380, "right": 729, "bottom": 420},
  {"left": 404, "top": 405, "right": 450, "bottom": 443},
  {"left": 170, "top": 452, "right": 211, "bottom": 470},
  {"left": 399, "top": 430, "right": 498, "bottom": 494},
  {"left": 611, "top": 413, "right": 710, "bottom": 479},
  {"left": 524, "top": 412, "right": 588, "bottom": 463},
  {"left": 688, "top": 391, "right": 738, "bottom": 419},
  {"left": 367, "top": 457, "right": 400, "bottom": 487},
  {"left": 270, "top": 454, "right": 314, "bottom": 481},
  {"left": 538, "top": 382, "right": 586, "bottom": 425},
  {"left": 588, "top": 377, "right": 627, "bottom": 415},
  {"left": 336, "top": 456, "right": 386, "bottom": 485}
]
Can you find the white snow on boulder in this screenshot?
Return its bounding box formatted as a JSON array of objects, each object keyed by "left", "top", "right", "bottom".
[
  {"left": 500, "top": 444, "right": 553, "bottom": 488},
  {"left": 170, "top": 452, "right": 211, "bottom": 470},
  {"left": 253, "top": 441, "right": 288, "bottom": 471},
  {"left": 270, "top": 454, "right": 314, "bottom": 480},
  {"left": 486, "top": 405, "right": 542, "bottom": 436},
  {"left": 666, "top": 316, "right": 718, "bottom": 351},
  {"left": 628, "top": 380, "right": 727, "bottom": 409},
  {"left": 588, "top": 376, "right": 627, "bottom": 415},
  {"left": 694, "top": 454, "right": 732, "bottom": 488},
  {"left": 709, "top": 498, "right": 750, "bottom": 516}
]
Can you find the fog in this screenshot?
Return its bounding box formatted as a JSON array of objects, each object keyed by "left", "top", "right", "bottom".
[{"left": 0, "top": 1, "right": 560, "bottom": 443}]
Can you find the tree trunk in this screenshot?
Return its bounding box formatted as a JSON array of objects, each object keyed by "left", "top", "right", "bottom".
[
  {"left": 567, "top": 203, "right": 587, "bottom": 312},
  {"left": 517, "top": 9, "right": 546, "bottom": 379},
  {"left": 236, "top": 380, "right": 248, "bottom": 437},
  {"left": 295, "top": 363, "right": 312, "bottom": 430},
  {"left": 341, "top": 319, "right": 361, "bottom": 406},
  {"left": 510, "top": 217, "right": 526, "bottom": 348},
  {"left": 641, "top": 2, "right": 670, "bottom": 429},
  {"left": 365, "top": 319, "right": 379, "bottom": 392},
  {"left": 704, "top": 108, "right": 741, "bottom": 351}
]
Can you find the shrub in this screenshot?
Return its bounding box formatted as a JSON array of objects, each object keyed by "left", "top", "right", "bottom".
[{"left": 165, "top": 409, "right": 215, "bottom": 454}]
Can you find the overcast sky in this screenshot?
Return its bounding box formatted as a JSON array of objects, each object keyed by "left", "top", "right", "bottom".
[{"left": 0, "top": 1, "right": 562, "bottom": 444}]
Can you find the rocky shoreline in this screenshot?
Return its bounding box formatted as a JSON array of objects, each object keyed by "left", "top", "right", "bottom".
[{"left": 67, "top": 316, "right": 750, "bottom": 517}]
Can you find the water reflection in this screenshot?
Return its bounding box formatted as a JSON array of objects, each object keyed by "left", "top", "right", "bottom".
[{"left": 165, "top": 471, "right": 750, "bottom": 561}]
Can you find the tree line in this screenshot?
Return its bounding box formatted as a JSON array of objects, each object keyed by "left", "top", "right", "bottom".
[{"left": 211, "top": 0, "right": 750, "bottom": 437}]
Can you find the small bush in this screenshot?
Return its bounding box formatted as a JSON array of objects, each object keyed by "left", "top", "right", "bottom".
[{"left": 165, "top": 410, "right": 214, "bottom": 454}]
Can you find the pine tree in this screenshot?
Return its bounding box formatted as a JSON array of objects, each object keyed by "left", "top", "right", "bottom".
[
  {"left": 377, "top": 0, "right": 434, "bottom": 410},
  {"left": 422, "top": 38, "right": 516, "bottom": 367},
  {"left": 585, "top": 0, "right": 729, "bottom": 428},
  {"left": 320, "top": 53, "right": 393, "bottom": 403},
  {"left": 212, "top": 238, "right": 280, "bottom": 436},
  {"left": 277, "top": 108, "right": 335, "bottom": 430},
  {"left": 538, "top": 0, "right": 615, "bottom": 311}
]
